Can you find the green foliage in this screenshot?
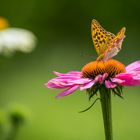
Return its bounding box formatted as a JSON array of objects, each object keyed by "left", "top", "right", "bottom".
[
  {"left": 0, "top": 105, "right": 28, "bottom": 140},
  {"left": 0, "top": 0, "right": 140, "bottom": 140},
  {"left": 87, "top": 83, "right": 100, "bottom": 101},
  {"left": 112, "top": 85, "right": 124, "bottom": 99}
]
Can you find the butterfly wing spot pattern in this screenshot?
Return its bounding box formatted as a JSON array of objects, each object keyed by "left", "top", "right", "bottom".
[
  {"left": 91, "top": 19, "right": 115, "bottom": 55},
  {"left": 91, "top": 19, "right": 126, "bottom": 61}
]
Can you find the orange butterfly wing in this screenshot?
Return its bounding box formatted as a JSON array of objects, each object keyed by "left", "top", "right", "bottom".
[
  {"left": 91, "top": 19, "right": 115, "bottom": 55},
  {"left": 101, "top": 27, "right": 126, "bottom": 61},
  {"left": 91, "top": 19, "right": 126, "bottom": 61}
]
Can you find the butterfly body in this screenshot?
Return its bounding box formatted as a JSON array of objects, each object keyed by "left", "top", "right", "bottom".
[{"left": 91, "top": 19, "right": 126, "bottom": 61}]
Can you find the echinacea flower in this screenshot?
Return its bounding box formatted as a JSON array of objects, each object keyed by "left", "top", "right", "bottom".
[
  {"left": 45, "top": 19, "right": 140, "bottom": 140},
  {"left": 0, "top": 17, "right": 37, "bottom": 56},
  {"left": 46, "top": 59, "right": 140, "bottom": 98}
]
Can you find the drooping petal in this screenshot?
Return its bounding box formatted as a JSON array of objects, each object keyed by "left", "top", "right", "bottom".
[
  {"left": 71, "top": 78, "right": 92, "bottom": 84},
  {"left": 105, "top": 80, "right": 117, "bottom": 88},
  {"left": 100, "top": 73, "right": 108, "bottom": 83},
  {"left": 46, "top": 79, "right": 73, "bottom": 89},
  {"left": 53, "top": 71, "right": 81, "bottom": 77},
  {"left": 95, "top": 73, "right": 108, "bottom": 84},
  {"left": 126, "top": 61, "right": 140, "bottom": 72},
  {"left": 112, "top": 60, "right": 140, "bottom": 86},
  {"left": 111, "top": 78, "right": 125, "bottom": 84},
  {"left": 80, "top": 80, "right": 95, "bottom": 90},
  {"left": 45, "top": 71, "right": 95, "bottom": 97},
  {"left": 115, "top": 73, "right": 140, "bottom": 86},
  {"left": 56, "top": 85, "right": 80, "bottom": 98}
]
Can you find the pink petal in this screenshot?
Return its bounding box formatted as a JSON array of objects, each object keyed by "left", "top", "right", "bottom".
[
  {"left": 105, "top": 80, "right": 117, "bottom": 88},
  {"left": 53, "top": 71, "right": 81, "bottom": 77},
  {"left": 100, "top": 73, "right": 108, "bottom": 83},
  {"left": 56, "top": 85, "right": 80, "bottom": 98},
  {"left": 115, "top": 73, "right": 140, "bottom": 86},
  {"left": 111, "top": 78, "right": 125, "bottom": 84},
  {"left": 45, "top": 71, "right": 82, "bottom": 89},
  {"left": 80, "top": 80, "right": 95, "bottom": 90},
  {"left": 46, "top": 71, "right": 110, "bottom": 98},
  {"left": 80, "top": 73, "right": 108, "bottom": 90},
  {"left": 46, "top": 80, "right": 71, "bottom": 89},
  {"left": 95, "top": 73, "right": 108, "bottom": 84},
  {"left": 114, "top": 60, "right": 140, "bottom": 86},
  {"left": 126, "top": 61, "right": 140, "bottom": 72},
  {"left": 45, "top": 70, "right": 95, "bottom": 98},
  {"left": 71, "top": 78, "right": 92, "bottom": 84}
]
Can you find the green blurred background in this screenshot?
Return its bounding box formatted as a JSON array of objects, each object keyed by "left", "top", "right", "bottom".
[{"left": 0, "top": 0, "right": 140, "bottom": 139}]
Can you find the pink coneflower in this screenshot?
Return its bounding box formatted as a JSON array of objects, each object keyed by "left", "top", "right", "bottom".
[
  {"left": 46, "top": 59, "right": 140, "bottom": 98},
  {"left": 46, "top": 59, "right": 140, "bottom": 140}
]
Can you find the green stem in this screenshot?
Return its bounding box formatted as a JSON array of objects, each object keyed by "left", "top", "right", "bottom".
[
  {"left": 6, "top": 123, "right": 19, "bottom": 140},
  {"left": 99, "top": 86, "right": 113, "bottom": 140}
]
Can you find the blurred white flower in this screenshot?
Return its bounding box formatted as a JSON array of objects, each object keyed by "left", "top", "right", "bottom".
[{"left": 0, "top": 17, "right": 37, "bottom": 56}]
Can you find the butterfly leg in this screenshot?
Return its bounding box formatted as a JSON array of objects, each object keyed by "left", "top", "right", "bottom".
[{"left": 96, "top": 53, "right": 105, "bottom": 61}]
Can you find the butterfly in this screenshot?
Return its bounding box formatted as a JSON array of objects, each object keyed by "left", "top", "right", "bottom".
[{"left": 91, "top": 19, "right": 126, "bottom": 61}]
